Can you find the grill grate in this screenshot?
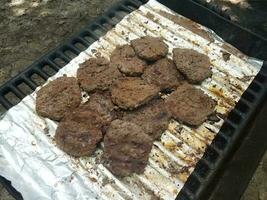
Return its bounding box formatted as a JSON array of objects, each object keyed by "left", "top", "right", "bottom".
[{"left": 0, "top": 0, "right": 267, "bottom": 200}]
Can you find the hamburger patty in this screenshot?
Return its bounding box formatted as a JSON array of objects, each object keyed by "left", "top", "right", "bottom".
[
  {"left": 142, "top": 58, "right": 184, "bottom": 91},
  {"left": 131, "top": 36, "right": 168, "bottom": 61},
  {"left": 165, "top": 83, "right": 216, "bottom": 126},
  {"left": 36, "top": 76, "right": 81, "bottom": 121},
  {"left": 104, "top": 119, "right": 153, "bottom": 176},
  {"left": 55, "top": 121, "right": 102, "bottom": 157},
  {"left": 110, "top": 44, "right": 147, "bottom": 76},
  {"left": 63, "top": 91, "right": 117, "bottom": 133},
  {"left": 123, "top": 99, "right": 171, "bottom": 140},
  {"left": 172, "top": 48, "right": 212, "bottom": 83},
  {"left": 111, "top": 77, "right": 160, "bottom": 110},
  {"left": 77, "top": 57, "right": 121, "bottom": 92},
  {"left": 55, "top": 92, "right": 117, "bottom": 156}
]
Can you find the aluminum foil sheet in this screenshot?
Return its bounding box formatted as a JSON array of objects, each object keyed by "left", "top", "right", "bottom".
[{"left": 0, "top": 0, "right": 263, "bottom": 199}]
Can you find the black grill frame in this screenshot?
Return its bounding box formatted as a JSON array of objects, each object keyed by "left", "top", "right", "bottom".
[{"left": 0, "top": 0, "right": 267, "bottom": 200}]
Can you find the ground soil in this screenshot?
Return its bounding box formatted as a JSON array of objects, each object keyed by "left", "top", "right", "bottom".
[{"left": 0, "top": 0, "right": 119, "bottom": 85}]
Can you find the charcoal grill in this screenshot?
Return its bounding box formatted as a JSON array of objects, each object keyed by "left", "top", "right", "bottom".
[{"left": 0, "top": 0, "right": 267, "bottom": 200}]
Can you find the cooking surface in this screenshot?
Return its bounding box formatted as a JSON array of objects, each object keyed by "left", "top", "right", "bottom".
[{"left": 0, "top": 0, "right": 266, "bottom": 200}]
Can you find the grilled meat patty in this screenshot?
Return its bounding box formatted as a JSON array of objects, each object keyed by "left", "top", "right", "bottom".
[
  {"left": 131, "top": 36, "right": 168, "bottom": 61},
  {"left": 77, "top": 57, "right": 121, "bottom": 92},
  {"left": 142, "top": 58, "right": 184, "bottom": 91},
  {"left": 110, "top": 44, "right": 147, "bottom": 76},
  {"left": 36, "top": 76, "right": 81, "bottom": 121},
  {"left": 123, "top": 99, "right": 170, "bottom": 140},
  {"left": 104, "top": 119, "right": 153, "bottom": 176},
  {"left": 63, "top": 91, "right": 117, "bottom": 133},
  {"left": 165, "top": 83, "right": 216, "bottom": 126},
  {"left": 172, "top": 48, "right": 212, "bottom": 83},
  {"left": 55, "top": 92, "right": 117, "bottom": 156},
  {"left": 55, "top": 121, "right": 102, "bottom": 157},
  {"left": 111, "top": 77, "right": 160, "bottom": 110}
]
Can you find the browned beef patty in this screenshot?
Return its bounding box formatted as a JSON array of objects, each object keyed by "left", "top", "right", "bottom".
[
  {"left": 123, "top": 99, "right": 170, "bottom": 140},
  {"left": 36, "top": 76, "right": 81, "bottom": 121},
  {"left": 111, "top": 77, "right": 160, "bottom": 110},
  {"left": 142, "top": 58, "right": 184, "bottom": 91},
  {"left": 172, "top": 48, "right": 212, "bottom": 83},
  {"left": 165, "top": 83, "right": 216, "bottom": 126},
  {"left": 77, "top": 57, "right": 121, "bottom": 92},
  {"left": 104, "top": 119, "right": 153, "bottom": 176},
  {"left": 110, "top": 44, "right": 147, "bottom": 76},
  {"left": 88, "top": 91, "right": 119, "bottom": 133},
  {"left": 55, "top": 92, "right": 117, "bottom": 156},
  {"left": 89, "top": 91, "right": 115, "bottom": 114},
  {"left": 64, "top": 91, "right": 117, "bottom": 133},
  {"left": 55, "top": 121, "right": 102, "bottom": 157},
  {"left": 131, "top": 36, "right": 168, "bottom": 61}
]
